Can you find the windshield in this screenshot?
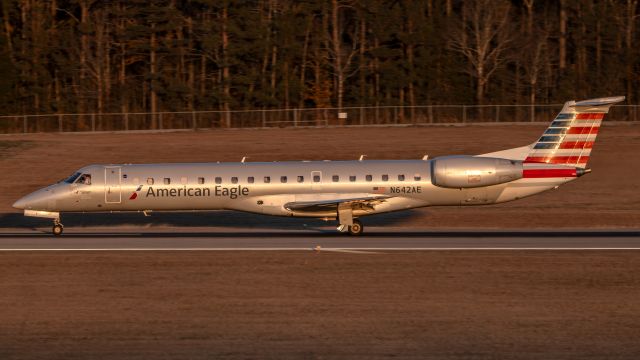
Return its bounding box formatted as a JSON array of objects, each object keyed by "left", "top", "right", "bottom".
[{"left": 64, "top": 172, "right": 82, "bottom": 184}]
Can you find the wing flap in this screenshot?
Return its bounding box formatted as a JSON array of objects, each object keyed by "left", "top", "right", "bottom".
[{"left": 284, "top": 195, "right": 390, "bottom": 212}]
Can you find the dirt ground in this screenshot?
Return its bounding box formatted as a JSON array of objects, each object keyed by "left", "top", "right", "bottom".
[
  {"left": 1, "top": 126, "right": 640, "bottom": 359},
  {"left": 0, "top": 123, "right": 639, "bottom": 229},
  {"left": 1, "top": 251, "right": 639, "bottom": 360}
]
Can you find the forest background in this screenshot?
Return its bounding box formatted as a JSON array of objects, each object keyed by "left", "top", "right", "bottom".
[{"left": 0, "top": 0, "right": 637, "bottom": 125}]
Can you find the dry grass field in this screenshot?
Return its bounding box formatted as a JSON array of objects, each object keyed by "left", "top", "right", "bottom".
[
  {"left": 0, "top": 123, "right": 638, "bottom": 229},
  {"left": 2, "top": 251, "right": 640, "bottom": 360},
  {"left": 1, "top": 124, "right": 639, "bottom": 359}
]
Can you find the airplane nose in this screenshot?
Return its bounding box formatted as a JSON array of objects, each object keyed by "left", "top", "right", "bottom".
[
  {"left": 12, "top": 188, "right": 52, "bottom": 211},
  {"left": 12, "top": 197, "right": 27, "bottom": 210}
]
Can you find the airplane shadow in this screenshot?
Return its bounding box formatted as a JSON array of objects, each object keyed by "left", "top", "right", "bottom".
[
  {"left": 1, "top": 211, "right": 638, "bottom": 238},
  {"left": 0, "top": 230, "right": 638, "bottom": 239},
  {"left": 0, "top": 209, "right": 421, "bottom": 230}
]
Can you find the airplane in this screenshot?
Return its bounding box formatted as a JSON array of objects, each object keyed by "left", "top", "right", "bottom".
[{"left": 13, "top": 96, "right": 624, "bottom": 236}]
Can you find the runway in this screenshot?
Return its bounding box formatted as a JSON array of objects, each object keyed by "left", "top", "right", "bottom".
[{"left": 0, "top": 227, "right": 639, "bottom": 250}]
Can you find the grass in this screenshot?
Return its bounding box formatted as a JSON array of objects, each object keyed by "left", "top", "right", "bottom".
[{"left": 0, "top": 140, "right": 32, "bottom": 155}]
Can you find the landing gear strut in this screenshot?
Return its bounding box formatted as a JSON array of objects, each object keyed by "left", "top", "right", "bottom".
[
  {"left": 337, "top": 204, "right": 364, "bottom": 236},
  {"left": 52, "top": 219, "right": 64, "bottom": 236}
]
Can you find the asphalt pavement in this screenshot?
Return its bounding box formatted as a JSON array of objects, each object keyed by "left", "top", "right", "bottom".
[{"left": 0, "top": 227, "right": 639, "bottom": 250}]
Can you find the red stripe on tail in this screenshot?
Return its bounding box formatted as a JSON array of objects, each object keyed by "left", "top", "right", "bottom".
[
  {"left": 523, "top": 169, "right": 577, "bottom": 178},
  {"left": 558, "top": 141, "right": 594, "bottom": 149},
  {"left": 524, "top": 156, "right": 590, "bottom": 164},
  {"left": 575, "top": 113, "right": 604, "bottom": 120},
  {"left": 567, "top": 127, "right": 599, "bottom": 135}
]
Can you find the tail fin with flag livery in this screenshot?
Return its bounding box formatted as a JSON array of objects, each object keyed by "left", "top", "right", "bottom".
[{"left": 525, "top": 96, "right": 625, "bottom": 168}]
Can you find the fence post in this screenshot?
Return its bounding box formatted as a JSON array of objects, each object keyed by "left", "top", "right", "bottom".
[
  {"left": 159, "top": 112, "right": 163, "bottom": 130},
  {"left": 495, "top": 106, "right": 500, "bottom": 122},
  {"left": 530, "top": 104, "right": 535, "bottom": 122},
  {"left": 58, "top": 114, "right": 63, "bottom": 132},
  {"left": 261, "top": 109, "right": 266, "bottom": 128},
  {"left": 192, "top": 111, "right": 196, "bottom": 130},
  {"left": 462, "top": 105, "right": 467, "bottom": 123},
  {"left": 22, "top": 115, "right": 27, "bottom": 133},
  {"left": 293, "top": 108, "right": 298, "bottom": 128},
  {"left": 394, "top": 106, "right": 398, "bottom": 124},
  {"left": 91, "top": 113, "right": 96, "bottom": 131},
  {"left": 124, "top": 113, "right": 129, "bottom": 131}
]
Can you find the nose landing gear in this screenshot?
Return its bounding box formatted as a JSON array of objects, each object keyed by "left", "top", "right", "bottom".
[{"left": 52, "top": 219, "right": 64, "bottom": 236}]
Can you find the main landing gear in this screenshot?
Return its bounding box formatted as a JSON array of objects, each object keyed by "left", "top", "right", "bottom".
[
  {"left": 337, "top": 218, "right": 364, "bottom": 236},
  {"left": 52, "top": 219, "right": 64, "bottom": 236},
  {"left": 337, "top": 204, "right": 364, "bottom": 236},
  {"left": 348, "top": 219, "right": 363, "bottom": 236}
]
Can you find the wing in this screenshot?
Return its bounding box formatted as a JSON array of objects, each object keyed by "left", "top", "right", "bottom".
[{"left": 284, "top": 194, "right": 391, "bottom": 213}]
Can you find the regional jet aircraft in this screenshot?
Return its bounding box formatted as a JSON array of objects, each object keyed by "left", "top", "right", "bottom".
[{"left": 13, "top": 96, "right": 624, "bottom": 236}]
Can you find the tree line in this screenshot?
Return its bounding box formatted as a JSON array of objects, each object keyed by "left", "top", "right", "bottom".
[{"left": 0, "top": 0, "right": 638, "bottom": 122}]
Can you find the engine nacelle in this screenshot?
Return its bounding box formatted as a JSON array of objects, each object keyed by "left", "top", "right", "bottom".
[{"left": 431, "top": 156, "right": 523, "bottom": 189}]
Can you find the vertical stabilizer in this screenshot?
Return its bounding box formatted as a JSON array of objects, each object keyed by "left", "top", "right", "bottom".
[{"left": 525, "top": 96, "right": 625, "bottom": 168}]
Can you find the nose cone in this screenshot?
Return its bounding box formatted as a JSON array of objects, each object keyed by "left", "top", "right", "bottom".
[
  {"left": 13, "top": 187, "right": 56, "bottom": 211},
  {"left": 12, "top": 197, "right": 27, "bottom": 210}
]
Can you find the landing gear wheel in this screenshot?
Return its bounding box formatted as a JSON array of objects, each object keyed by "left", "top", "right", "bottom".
[
  {"left": 52, "top": 224, "right": 63, "bottom": 236},
  {"left": 52, "top": 223, "right": 64, "bottom": 236},
  {"left": 348, "top": 220, "right": 363, "bottom": 236}
]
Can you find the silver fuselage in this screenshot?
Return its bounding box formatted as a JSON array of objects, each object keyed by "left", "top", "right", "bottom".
[{"left": 13, "top": 159, "right": 573, "bottom": 218}]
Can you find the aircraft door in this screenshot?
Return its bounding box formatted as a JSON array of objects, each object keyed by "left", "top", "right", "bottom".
[
  {"left": 311, "top": 171, "right": 322, "bottom": 190},
  {"left": 104, "top": 166, "right": 122, "bottom": 203}
]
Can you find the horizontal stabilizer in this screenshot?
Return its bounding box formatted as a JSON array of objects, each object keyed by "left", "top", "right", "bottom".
[{"left": 572, "top": 96, "right": 626, "bottom": 107}]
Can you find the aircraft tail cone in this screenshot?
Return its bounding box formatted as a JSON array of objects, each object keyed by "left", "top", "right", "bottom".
[{"left": 576, "top": 168, "right": 592, "bottom": 177}]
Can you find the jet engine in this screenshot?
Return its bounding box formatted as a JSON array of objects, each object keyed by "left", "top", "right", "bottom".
[{"left": 431, "top": 156, "right": 523, "bottom": 189}]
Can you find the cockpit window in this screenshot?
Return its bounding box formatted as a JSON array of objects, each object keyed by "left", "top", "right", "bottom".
[
  {"left": 64, "top": 172, "right": 82, "bottom": 184},
  {"left": 76, "top": 174, "right": 92, "bottom": 185}
]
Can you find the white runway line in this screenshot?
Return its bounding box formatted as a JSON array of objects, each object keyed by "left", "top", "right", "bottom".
[{"left": 2, "top": 247, "right": 640, "bottom": 251}]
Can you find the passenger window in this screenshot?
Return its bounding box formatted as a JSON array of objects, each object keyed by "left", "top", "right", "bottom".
[
  {"left": 215, "top": 177, "right": 222, "bottom": 184},
  {"left": 349, "top": 175, "right": 356, "bottom": 182},
  {"left": 147, "top": 178, "right": 154, "bottom": 185},
  {"left": 231, "top": 177, "right": 238, "bottom": 184},
  {"left": 181, "top": 177, "right": 188, "bottom": 184},
  {"left": 414, "top": 175, "right": 421, "bottom": 181},
  {"left": 264, "top": 176, "right": 271, "bottom": 183},
  {"left": 313, "top": 175, "right": 321, "bottom": 182},
  {"left": 297, "top": 176, "right": 304, "bottom": 183},
  {"left": 248, "top": 177, "right": 255, "bottom": 184},
  {"left": 77, "top": 174, "right": 92, "bottom": 185},
  {"left": 366, "top": 175, "right": 372, "bottom": 182},
  {"left": 164, "top": 178, "right": 171, "bottom": 185},
  {"left": 281, "top": 176, "right": 287, "bottom": 183},
  {"left": 198, "top": 177, "right": 205, "bottom": 184},
  {"left": 382, "top": 174, "right": 389, "bottom": 181},
  {"left": 398, "top": 174, "right": 405, "bottom": 181},
  {"left": 332, "top": 175, "right": 339, "bottom": 182}
]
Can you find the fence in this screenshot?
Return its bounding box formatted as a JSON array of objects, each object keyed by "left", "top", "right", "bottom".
[{"left": 1, "top": 104, "right": 638, "bottom": 134}]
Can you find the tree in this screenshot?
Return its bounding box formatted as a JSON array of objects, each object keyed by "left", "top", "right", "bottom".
[{"left": 448, "top": 0, "right": 514, "bottom": 105}]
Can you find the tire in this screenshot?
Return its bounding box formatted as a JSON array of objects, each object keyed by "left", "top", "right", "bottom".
[
  {"left": 348, "top": 220, "right": 363, "bottom": 236},
  {"left": 52, "top": 224, "right": 63, "bottom": 236}
]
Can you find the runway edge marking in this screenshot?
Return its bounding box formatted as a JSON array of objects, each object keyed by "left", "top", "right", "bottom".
[{"left": 3, "top": 247, "right": 640, "bottom": 251}]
